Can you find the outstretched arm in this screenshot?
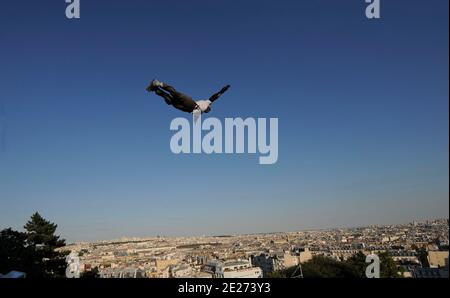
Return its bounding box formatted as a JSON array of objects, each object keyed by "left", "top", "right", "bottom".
[{"left": 208, "top": 85, "right": 231, "bottom": 103}]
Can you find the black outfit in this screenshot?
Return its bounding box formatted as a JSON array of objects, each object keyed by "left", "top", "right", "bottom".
[{"left": 155, "top": 84, "right": 230, "bottom": 113}]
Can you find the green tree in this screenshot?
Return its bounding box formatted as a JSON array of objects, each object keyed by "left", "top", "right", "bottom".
[
  {"left": 302, "top": 255, "right": 360, "bottom": 278},
  {"left": 0, "top": 228, "right": 33, "bottom": 275},
  {"left": 269, "top": 252, "right": 403, "bottom": 278},
  {"left": 379, "top": 252, "right": 401, "bottom": 278},
  {"left": 24, "top": 212, "right": 66, "bottom": 248},
  {"left": 271, "top": 255, "right": 360, "bottom": 278},
  {"left": 266, "top": 270, "right": 287, "bottom": 278},
  {"left": 346, "top": 251, "right": 402, "bottom": 278},
  {"left": 346, "top": 251, "right": 367, "bottom": 278},
  {"left": 23, "top": 212, "right": 69, "bottom": 277}
]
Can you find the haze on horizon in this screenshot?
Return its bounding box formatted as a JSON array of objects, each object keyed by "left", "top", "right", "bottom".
[{"left": 65, "top": 217, "right": 449, "bottom": 244}]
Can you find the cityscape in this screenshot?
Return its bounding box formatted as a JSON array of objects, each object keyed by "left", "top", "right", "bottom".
[
  {"left": 0, "top": 3, "right": 447, "bottom": 298},
  {"left": 63, "top": 218, "right": 449, "bottom": 278}
]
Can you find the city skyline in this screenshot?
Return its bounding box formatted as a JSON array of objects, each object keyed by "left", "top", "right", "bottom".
[
  {"left": 71, "top": 217, "right": 449, "bottom": 244},
  {"left": 63, "top": 217, "right": 449, "bottom": 279},
  {"left": 1, "top": 0, "right": 449, "bottom": 242},
  {"left": 13, "top": 214, "right": 450, "bottom": 244}
]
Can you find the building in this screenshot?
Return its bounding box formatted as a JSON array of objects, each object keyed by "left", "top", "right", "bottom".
[
  {"left": 99, "top": 267, "right": 146, "bottom": 278},
  {"left": 427, "top": 251, "right": 449, "bottom": 268},
  {"left": 413, "top": 250, "right": 449, "bottom": 278},
  {"left": 297, "top": 248, "right": 313, "bottom": 264},
  {"left": 190, "top": 271, "right": 213, "bottom": 278},
  {"left": 283, "top": 252, "right": 299, "bottom": 268},
  {"left": 171, "top": 264, "right": 193, "bottom": 278},
  {"left": 251, "top": 254, "right": 283, "bottom": 277},
  {"left": 145, "top": 257, "right": 180, "bottom": 278},
  {"left": 413, "top": 267, "right": 449, "bottom": 279},
  {"left": 203, "top": 259, "right": 263, "bottom": 278}
]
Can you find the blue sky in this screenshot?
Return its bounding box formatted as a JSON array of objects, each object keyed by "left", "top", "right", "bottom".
[{"left": 0, "top": 0, "right": 448, "bottom": 242}]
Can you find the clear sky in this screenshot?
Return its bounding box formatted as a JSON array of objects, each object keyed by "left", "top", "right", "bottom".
[{"left": 0, "top": 0, "right": 448, "bottom": 242}]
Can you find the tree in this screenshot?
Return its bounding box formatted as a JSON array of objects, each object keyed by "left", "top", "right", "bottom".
[
  {"left": 23, "top": 212, "right": 69, "bottom": 277},
  {"left": 269, "top": 252, "right": 403, "bottom": 278},
  {"left": 266, "top": 270, "right": 287, "bottom": 278},
  {"left": 24, "top": 212, "right": 66, "bottom": 248},
  {"left": 80, "top": 267, "right": 100, "bottom": 278},
  {"left": 346, "top": 251, "right": 367, "bottom": 278},
  {"left": 301, "top": 255, "right": 360, "bottom": 278},
  {"left": 346, "top": 251, "right": 402, "bottom": 278},
  {"left": 0, "top": 228, "right": 32, "bottom": 275},
  {"left": 379, "top": 252, "right": 402, "bottom": 278}
]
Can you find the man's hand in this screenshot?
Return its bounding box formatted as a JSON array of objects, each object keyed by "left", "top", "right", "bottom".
[
  {"left": 208, "top": 85, "right": 231, "bottom": 103},
  {"left": 220, "top": 85, "right": 231, "bottom": 94}
]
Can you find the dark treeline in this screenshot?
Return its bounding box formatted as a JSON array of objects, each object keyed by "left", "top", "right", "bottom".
[
  {"left": 268, "top": 252, "right": 403, "bottom": 278},
  {"left": 0, "top": 212, "right": 68, "bottom": 278}
]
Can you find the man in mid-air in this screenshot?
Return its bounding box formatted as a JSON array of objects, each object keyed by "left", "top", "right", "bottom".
[{"left": 146, "top": 79, "right": 230, "bottom": 117}]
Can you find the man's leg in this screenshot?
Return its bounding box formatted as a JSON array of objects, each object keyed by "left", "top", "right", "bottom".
[
  {"left": 155, "top": 88, "right": 173, "bottom": 105},
  {"left": 159, "top": 83, "right": 198, "bottom": 112},
  {"left": 160, "top": 84, "right": 190, "bottom": 101},
  {"left": 154, "top": 87, "right": 193, "bottom": 112},
  {"left": 208, "top": 85, "right": 231, "bottom": 103}
]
